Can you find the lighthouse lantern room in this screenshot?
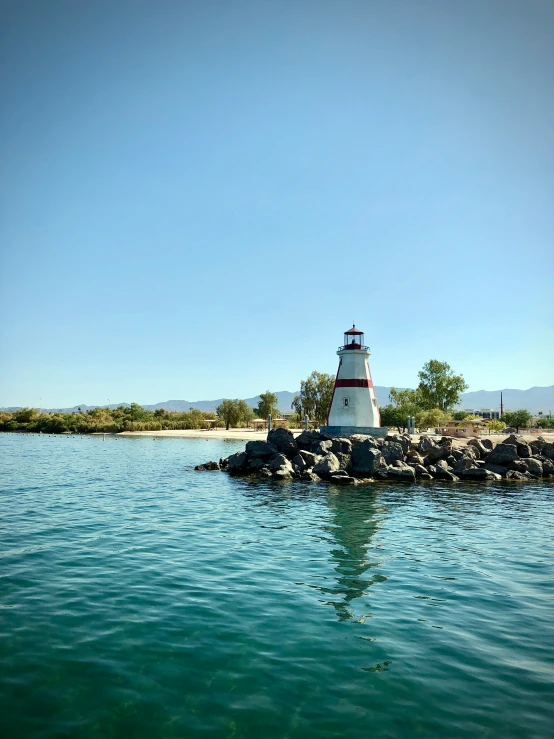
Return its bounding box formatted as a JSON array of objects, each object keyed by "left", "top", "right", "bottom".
[{"left": 320, "top": 324, "right": 388, "bottom": 438}]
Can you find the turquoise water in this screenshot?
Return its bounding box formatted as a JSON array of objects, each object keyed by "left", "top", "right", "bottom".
[{"left": 1, "top": 434, "right": 553, "bottom": 739}]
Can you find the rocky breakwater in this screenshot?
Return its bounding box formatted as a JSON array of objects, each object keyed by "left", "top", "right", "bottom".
[{"left": 195, "top": 429, "right": 554, "bottom": 484}]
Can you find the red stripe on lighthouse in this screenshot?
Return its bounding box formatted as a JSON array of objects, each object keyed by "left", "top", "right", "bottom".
[{"left": 335, "top": 379, "right": 373, "bottom": 388}]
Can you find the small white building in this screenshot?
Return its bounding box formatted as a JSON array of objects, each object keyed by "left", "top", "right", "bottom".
[{"left": 320, "top": 325, "right": 387, "bottom": 438}]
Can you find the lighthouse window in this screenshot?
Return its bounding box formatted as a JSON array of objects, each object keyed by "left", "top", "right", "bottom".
[{"left": 343, "top": 397, "right": 349, "bottom": 407}]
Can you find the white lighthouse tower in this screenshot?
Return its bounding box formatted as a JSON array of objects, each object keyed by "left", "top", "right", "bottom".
[{"left": 320, "top": 325, "right": 387, "bottom": 438}]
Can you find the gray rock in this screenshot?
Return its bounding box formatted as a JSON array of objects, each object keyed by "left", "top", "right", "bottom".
[
  {"left": 502, "top": 434, "right": 531, "bottom": 457},
  {"left": 350, "top": 434, "right": 379, "bottom": 447},
  {"left": 268, "top": 453, "right": 291, "bottom": 471},
  {"left": 335, "top": 451, "right": 352, "bottom": 470},
  {"left": 541, "top": 442, "right": 554, "bottom": 461},
  {"left": 374, "top": 468, "right": 390, "bottom": 479},
  {"left": 332, "top": 475, "right": 359, "bottom": 485},
  {"left": 291, "top": 454, "right": 307, "bottom": 473},
  {"left": 258, "top": 467, "right": 272, "bottom": 478},
  {"left": 418, "top": 436, "right": 436, "bottom": 454},
  {"left": 508, "top": 460, "right": 527, "bottom": 473},
  {"left": 245, "top": 440, "right": 278, "bottom": 459},
  {"left": 350, "top": 440, "right": 384, "bottom": 476},
  {"left": 413, "top": 464, "right": 428, "bottom": 477},
  {"left": 227, "top": 451, "right": 248, "bottom": 474},
  {"left": 247, "top": 457, "right": 266, "bottom": 472},
  {"left": 427, "top": 464, "right": 437, "bottom": 476},
  {"left": 434, "top": 466, "right": 459, "bottom": 481},
  {"left": 436, "top": 460, "right": 453, "bottom": 472},
  {"left": 313, "top": 439, "right": 333, "bottom": 455},
  {"left": 419, "top": 472, "right": 433, "bottom": 480},
  {"left": 195, "top": 460, "right": 220, "bottom": 471},
  {"left": 460, "top": 468, "right": 499, "bottom": 480},
  {"left": 487, "top": 443, "right": 519, "bottom": 466},
  {"left": 484, "top": 462, "right": 508, "bottom": 476},
  {"left": 299, "top": 450, "right": 319, "bottom": 467},
  {"left": 273, "top": 464, "right": 294, "bottom": 480},
  {"left": 267, "top": 427, "right": 298, "bottom": 459},
  {"left": 313, "top": 452, "right": 341, "bottom": 477},
  {"left": 388, "top": 466, "right": 416, "bottom": 482},
  {"left": 506, "top": 470, "right": 531, "bottom": 481},
  {"left": 524, "top": 458, "right": 543, "bottom": 477},
  {"left": 219, "top": 456, "right": 229, "bottom": 470},
  {"left": 406, "top": 451, "right": 424, "bottom": 465},
  {"left": 467, "top": 438, "right": 491, "bottom": 459},
  {"left": 392, "top": 459, "right": 411, "bottom": 469},
  {"left": 535, "top": 456, "right": 554, "bottom": 476},
  {"left": 381, "top": 441, "right": 405, "bottom": 465},
  {"left": 330, "top": 438, "right": 352, "bottom": 455},
  {"left": 427, "top": 438, "right": 453, "bottom": 462},
  {"left": 302, "top": 470, "right": 321, "bottom": 481},
  {"left": 295, "top": 430, "right": 323, "bottom": 452},
  {"left": 330, "top": 469, "right": 349, "bottom": 477},
  {"left": 453, "top": 457, "right": 477, "bottom": 474}
]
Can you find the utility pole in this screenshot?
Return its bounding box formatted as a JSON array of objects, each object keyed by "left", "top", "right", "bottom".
[{"left": 500, "top": 392, "right": 503, "bottom": 417}]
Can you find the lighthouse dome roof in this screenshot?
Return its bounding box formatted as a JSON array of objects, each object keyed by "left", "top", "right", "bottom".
[{"left": 344, "top": 324, "right": 364, "bottom": 335}]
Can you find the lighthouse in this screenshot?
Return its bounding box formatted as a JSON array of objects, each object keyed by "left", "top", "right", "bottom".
[{"left": 320, "top": 325, "right": 388, "bottom": 438}]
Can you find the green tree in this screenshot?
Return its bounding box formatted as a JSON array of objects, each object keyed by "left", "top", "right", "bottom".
[
  {"left": 256, "top": 391, "right": 279, "bottom": 420},
  {"left": 453, "top": 410, "right": 470, "bottom": 421},
  {"left": 292, "top": 371, "right": 334, "bottom": 425},
  {"left": 416, "top": 408, "right": 446, "bottom": 431},
  {"left": 502, "top": 410, "right": 532, "bottom": 432},
  {"left": 487, "top": 419, "right": 507, "bottom": 433},
  {"left": 379, "top": 404, "right": 407, "bottom": 432},
  {"left": 216, "top": 399, "right": 254, "bottom": 430},
  {"left": 536, "top": 417, "right": 554, "bottom": 429},
  {"left": 417, "top": 360, "right": 468, "bottom": 411}
]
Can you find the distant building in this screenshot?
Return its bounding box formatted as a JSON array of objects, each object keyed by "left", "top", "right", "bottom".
[{"left": 462, "top": 408, "right": 501, "bottom": 420}]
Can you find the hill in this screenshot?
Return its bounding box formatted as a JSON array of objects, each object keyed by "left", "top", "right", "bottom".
[{"left": 2, "top": 386, "right": 553, "bottom": 415}]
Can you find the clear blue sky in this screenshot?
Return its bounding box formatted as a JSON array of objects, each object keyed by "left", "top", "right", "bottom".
[{"left": 1, "top": 0, "right": 553, "bottom": 407}]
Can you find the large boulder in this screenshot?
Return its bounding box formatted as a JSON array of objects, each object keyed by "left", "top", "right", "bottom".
[
  {"left": 541, "top": 443, "right": 554, "bottom": 461},
  {"left": 335, "top": 452, "right": 352, "bottom": 470},
  {"left": 453, "top": 457, "right": 477, "bottom": 474},
  {"left": 535, "top": 456, "right": 554, "bottom": 476},
  {"left": 194, "top": 460, "right": 220, "bottom": 471},
  {"left": 330, "top": 438, "right": 352, "bottom": 455},
  {"left": 331, "top": 474, "right": 359, "bottom": 485},
  {"left": 486, "top": 443, "right": 519, "bottom": 466},
  {"left": 313, "top": 452, "right": 341, "bottom": 478},
  {"left": 295, "top": 430, "right": 323, "bottom": 451},
  {"left": 381, "top": 441, "right": 404, "bottom": 465},
  {"left": 506, "top": 470, "right": 532, "bottom": 481},
  {"left": 413, "top": 464, "right": 428, "bottom": 477},
  {"left": 467, "top": 438, "right": 491, "bottom": 460},
  {"left": 267, "top": 427, "right": 298, "bottom": 459},
  {"left": 268, "top": 453, "right": 291, "bottom": 471},
  {"left": 523, "top": 458, "right": 543, "bottom": 478},
  {"left": 460, "top": 468, "right": 501, "bottom": 481},
  {"left": 245, "top": 440, "right": 278, "bottom": 459},
  {"left": 508, "top": 460, "right": 527, "bottom": 472},
  {"left": 388, "top": 466, "right": 416, "bottom": 482},
  {"left": 418, "top": 436, "right": 436, "bottom": 454},
  {"left": 291, "top": 454, "right": 307, "bottom": 474},
  {"left": 502, "top": 434, "right": 531, "bottom": 458},
  {"left": 426, "top": 437, "right": 453, "bottom": 462},
  {"left": 298, "top": 450, "right": 320, "bottom": 467},
  {"left": 350, "top": 440, "right": 384, "bottom": 477},
  {"left": 484, "top": 462, "right": 508, "bottom": 476},
  {"left": 227, "top": 451, "right": 248, "bottom": 474},
  {"left": 313, "top": 440, "right": 333, "bottom": 456}
]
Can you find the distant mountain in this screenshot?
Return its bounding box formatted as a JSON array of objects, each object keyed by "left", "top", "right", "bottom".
[
  {"left": 455, "top": 386, "right": 554, "bottom": 414},
  {"left": 3, "top": 385, "right": 553, "bottom": 415}
]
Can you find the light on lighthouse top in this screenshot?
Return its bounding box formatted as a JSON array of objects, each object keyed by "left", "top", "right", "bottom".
[{"left": 340, "top": 324, "right": 368, "bottom": 351}]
